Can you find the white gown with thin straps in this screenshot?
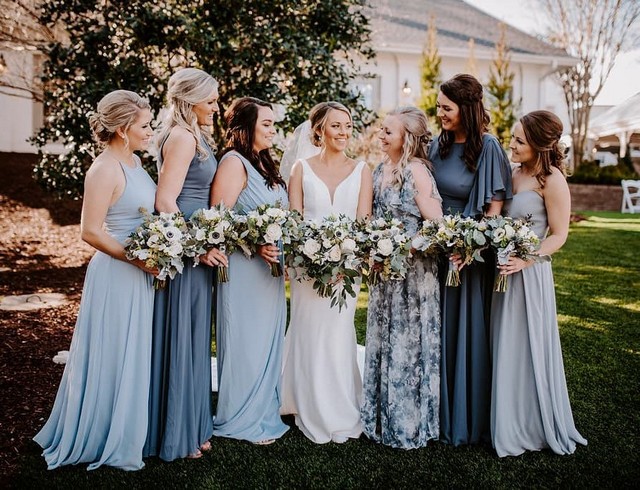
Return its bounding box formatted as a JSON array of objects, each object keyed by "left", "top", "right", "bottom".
[{"left": 280, "top": 159, "right": 365, "bottom": 443}]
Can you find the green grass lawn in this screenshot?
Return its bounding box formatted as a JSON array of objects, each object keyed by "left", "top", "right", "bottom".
[{"left": 14, "top": 213, "right": 640, "bottom": 488}]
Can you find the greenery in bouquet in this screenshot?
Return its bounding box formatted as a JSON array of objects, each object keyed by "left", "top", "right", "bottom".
[
  {"left": 356, "top": 215, "right": 412, "bottom": 286},
  {"left": 411, "top": 218, "right": 443, "bottom": 255},
  {"left": 286, "top": 214, "right": 362, "bottom": 311},
  {"left": 124, "top": 208, "right": 189, "bottom": 289},
  {"left": 436, "top": 214, "right": 488, "bottom": 287},
  {"left": 242, "top": 202, "right": 295, "bottom": 277},
  {"left": 186, "top": 203, "right": 250, "bottom": 283},
  {"left": 483, "top": 215, "right": 541, "bottom": 292}
]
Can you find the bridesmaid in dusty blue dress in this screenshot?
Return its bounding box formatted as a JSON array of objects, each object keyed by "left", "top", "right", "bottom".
[
  {"left": 491, "top": 111, "right": 586, "bottom": 456},
  {"left": 428, "top": 74, "right": 512, "bottom": 446},
  {"left": 144, "top": 68, "right": 227, "bottom": 461},
  {"left": 210, "top": 97, "right": 289, "bottom": 444},
  {"left": 34, "top": 90, "right": 157, "bottom": 470},
  {"left": 361, "top": 107, "right": 442, "bottom": 449}
]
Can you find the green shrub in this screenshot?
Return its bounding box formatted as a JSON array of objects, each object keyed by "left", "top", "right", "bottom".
[{"left": 568, "top": 159, "right": 638, "bottom": 185}]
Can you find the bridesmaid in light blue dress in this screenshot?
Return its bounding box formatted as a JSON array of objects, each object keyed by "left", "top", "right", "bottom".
[
  {"left": 34, "top": 90, "right": 157, "bottom": 471},
  {"left": 144, "top": 68, "right": 226, "bottom": 461},
  {"left": 491, "top": 111, "right": 586, "bottom": 456},
  {"left": 211, "top": 97, "right": 289, "bottom": 444},
  {"left": 429, "top": 74, "right": 512, "bottom": 446}
]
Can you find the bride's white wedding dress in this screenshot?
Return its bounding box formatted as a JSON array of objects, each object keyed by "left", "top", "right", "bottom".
[{"left": 281, "top": 159, "right": 365, "bottom": 443}]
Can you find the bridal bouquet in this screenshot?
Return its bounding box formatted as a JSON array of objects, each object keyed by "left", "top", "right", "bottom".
[
  {"left": 242, "top": 202, "right": 295, "bottom": 277},
  {"left": 125, "top": 208, "right": 189, "bottom": 289},
  {"left": 357, "top": 216, "right": 412, "bottom": 286},
  {"left": 437, "top": 214, "right": 488, "bottom": 287},
  {"left": 483, "top": 215, "right": 541, "bottom": 292},
  {"left": 186, "top": 203, "right": 250, "bottom": 282},
  {"left": 411, "top": 218, "right": 443, "bottom": 255},
  {"left": 286, "top": 214, "right": 362, "bottom": 311}
]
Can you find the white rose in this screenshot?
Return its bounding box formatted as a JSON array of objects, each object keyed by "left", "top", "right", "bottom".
[
  {"left": 167, "top": 241, "right": 183, "bottom": 256},
  {"left": 328, "top": 244, "right": 342, "bottom": 262},
  {"left": 393, "top": 233, "right": 407, "bottom": 243},
  {"left": 264, "top": 223, "right": 282, "bottom": 242},
  {"left": 202, "top": 208, "right": 217, "bottom": 221},
  {"left": 341, "top": 238, "right": 357, "bottom": 253},
  {"left": 504, "top": 224, "right": 515, "bottom": 239},
  {"left": 147, "top": 234, "right": 160, "bottom": 246},
  {"left": 303, "top": 238, "right": 321, "bottom": 258},
  {"left": 195, "top": 228, "right": 206, "bottom": 241},
  {"left": 377, "top": 238, "right": 394, "bottom": 256},
  {"left": 266, "top": 207, "right": 283, "bottom": 218}
]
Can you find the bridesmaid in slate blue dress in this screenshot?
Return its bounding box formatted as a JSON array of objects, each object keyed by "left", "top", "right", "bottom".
[
  {"left": 144, "top": 68, "right": 227, "bottom": 461},
  {"left": 361, "top": 107, "right": 442, "bottom": 449},
  {"left": 34, "top": 90, "right": 157, "bottom": 470},
  {"left": 491, "top": 111, "right": 586, "bottom": 456},
  {"left": 211, "top": 97, "right": 289, "bottom": 444},
  {"left": 428, "top": 74, "right": 512, "bottom": 445}
]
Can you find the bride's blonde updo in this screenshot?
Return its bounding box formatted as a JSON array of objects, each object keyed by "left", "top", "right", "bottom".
[{"left": 88, "top": 90, "right": 150, "bottom": 148}]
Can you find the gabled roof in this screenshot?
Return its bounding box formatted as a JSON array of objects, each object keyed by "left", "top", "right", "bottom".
[
  {"left": 589, "top": 92, "right": 640, "bottom": 137},
  {"left": 367, "top": 0, "right": 574, "bottom": 63}
]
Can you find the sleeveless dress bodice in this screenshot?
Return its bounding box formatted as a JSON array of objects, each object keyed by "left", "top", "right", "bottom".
[{"left": 300, "top": 159, "right": 366, "bottom": 221}]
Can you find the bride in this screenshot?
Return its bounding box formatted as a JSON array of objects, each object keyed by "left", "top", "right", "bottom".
[{"left": 280, "top": 101, "right": 373, "bottom": 443}]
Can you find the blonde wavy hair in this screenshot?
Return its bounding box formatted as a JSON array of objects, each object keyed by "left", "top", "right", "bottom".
[
  {"left": 157, "top": 67, "right": 219, "bottom": 160},
  {"left": 308, "top": 101, "right": 352, "bottom": 148},
  {"left": 88, "top": 90, "right": 150, "bottom": 150},
  {"left": 385, "top": 106, "right": 432, "bottom": 189}
]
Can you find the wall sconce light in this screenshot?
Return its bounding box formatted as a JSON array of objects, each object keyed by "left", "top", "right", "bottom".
[
  {"left": 402, "top": 80, "right": 412, "bottom": 96},
  {"left": 0, "top": 54, "right": 6, "bottom": 76}
]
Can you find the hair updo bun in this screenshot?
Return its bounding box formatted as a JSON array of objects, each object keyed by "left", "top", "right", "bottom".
[{"left": 88, "top": 90, "right": 151, "bottom": 146}]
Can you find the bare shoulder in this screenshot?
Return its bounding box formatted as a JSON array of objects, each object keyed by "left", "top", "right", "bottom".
[
  {"left": 165, "top": 126, "right": 197, "bottom": 149},
  {"left": 544, "top": 167, "right": 569, "bottom": 193},
  {"left": 409, "top": 159, "right": 432, "bottom": 178},
  {"left": 86, "top": 154, "right": 119, "bottom": 182}
]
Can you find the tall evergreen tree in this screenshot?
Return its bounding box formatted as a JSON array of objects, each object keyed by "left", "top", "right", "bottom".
[
  {"left": 33, "top": 0, "right": 373, "bottom": 198},
  {"left": 486, "top": 23, "right": 519, "bottom": 149},
  {"left": 417, "top": 14, "right": 441, "bottom": 130}
]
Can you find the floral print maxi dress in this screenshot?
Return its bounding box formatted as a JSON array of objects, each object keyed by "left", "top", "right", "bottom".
[{"left": 361, "top": 163, "right": 441, "bottom": 449}]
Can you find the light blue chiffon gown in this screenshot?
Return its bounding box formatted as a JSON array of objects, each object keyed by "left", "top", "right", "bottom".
[
  {"left": 213, "top": 150, "right": 290, "bottom": 442},
  {"left": 490, "top": 190, "right": 587, "bottom": 456},
  {"left": 144, "top": 138, "right": 217, "bottom": 461},
  {"left": 33, "top": 160, "right": 157, "bottom": 471}
]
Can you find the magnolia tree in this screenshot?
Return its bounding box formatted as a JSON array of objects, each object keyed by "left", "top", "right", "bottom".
[{"left": 34, "top": 0, "right": 374, "bottom": 198}]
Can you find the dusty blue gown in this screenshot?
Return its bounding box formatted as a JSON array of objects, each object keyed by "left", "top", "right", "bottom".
[
  {"left": 144, "top": 138, "right": 217, "bottom": 461},
  {"left": 34, "top": 160, "right": 156, "bottom": 470},
  {"left": 429, "top": 134, "right": 512, "bottom": 445},
  {"left": 361, "top": 163, "right": 442, "bottom": 449},
  {"left": 212, "top": 151, "right": 289, "bottom": 442},
  {"left": 490, "top": 190, "right": 587, "bottom": 456}
]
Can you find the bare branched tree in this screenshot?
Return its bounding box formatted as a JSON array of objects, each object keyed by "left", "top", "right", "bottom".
[{"left": 540, "top": 0, "right": 640, "bottom": 168}]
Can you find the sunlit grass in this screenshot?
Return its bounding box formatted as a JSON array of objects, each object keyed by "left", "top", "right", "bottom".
[{"left": 15, "top": 213, "right": 640, "bottom": 488}]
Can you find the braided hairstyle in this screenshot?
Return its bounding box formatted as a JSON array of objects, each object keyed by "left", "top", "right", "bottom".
[
  {"left": 437, "top": 73, "right": 490, "bottom": 173},
  {"left": 520, "top": 110, "right": 567, "bottom": 188},
  {"left": 222, "top": 97, "right": 286, "bottom": 189}
]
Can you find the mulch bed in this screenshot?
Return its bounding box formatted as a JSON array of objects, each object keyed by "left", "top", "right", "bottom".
[{"left": 0, "top": 153, "right": 93, "bottom": 479}]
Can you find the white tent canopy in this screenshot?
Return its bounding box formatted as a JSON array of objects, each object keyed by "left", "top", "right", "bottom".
[{"left": 589, "top": 92, "right": 640, "bottom": 157}]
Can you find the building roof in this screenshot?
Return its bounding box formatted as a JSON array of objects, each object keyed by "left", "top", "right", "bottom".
[
  {"left": 589, "top": 92, "right": 640, "bottom": 138},
  {"left": 367, "top": 0, "right": 574, "bottom": 63}
]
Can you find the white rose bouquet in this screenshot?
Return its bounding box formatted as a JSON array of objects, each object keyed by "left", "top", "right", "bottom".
[
  {"left": 185, "top": 203, "right": 250, "bottom": 282},
  {"left": 242, "top": 202, "right": 293, "bottom": 277},
  {"left": 483, "top": 215, "right": 541, "bottom": 292},
  {"left": 436, "top": 214, "right": 488, "bottom": 287},
  {"left": 357, "top": 216, "right": 412, "bottom": 286},
  {"left": 286, "top": 214, "right": 363, "bottom": 311},
  {"left": 125, "top": 208, "right": 189, "bottom": 289}
]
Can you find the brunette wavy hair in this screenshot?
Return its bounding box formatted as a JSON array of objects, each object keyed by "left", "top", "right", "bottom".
[
  {"left": 221, "top": 97, "right": 285, "bottom": 189},
  {"left": 437, "top": 73, "right": 490, "bottom": 173},
  {"left": 520, "top": 110, "right": 567, "bottom": 188}
]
